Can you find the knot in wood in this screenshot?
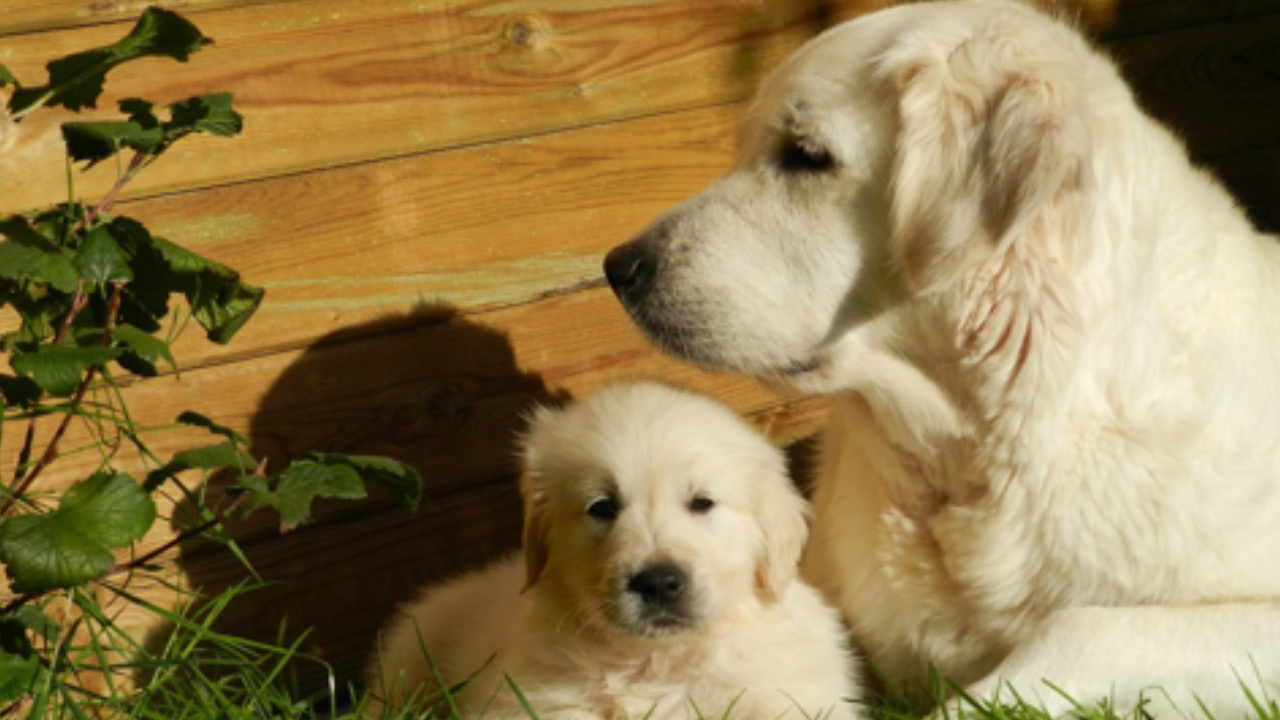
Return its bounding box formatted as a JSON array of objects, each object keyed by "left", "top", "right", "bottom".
[{"left": 507, "top": 15, "right": 549, "bottom": 49}]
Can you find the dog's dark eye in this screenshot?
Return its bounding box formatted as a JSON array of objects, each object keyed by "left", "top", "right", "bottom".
[
  {"left": 688, "top": 495, "right": 715, "bottom": 514},
  {"left": 778, "top": 136, "right": 835, "bottom": 173},
  {"left": 587, "top": 497, "right": 620, "bottom": 521}
]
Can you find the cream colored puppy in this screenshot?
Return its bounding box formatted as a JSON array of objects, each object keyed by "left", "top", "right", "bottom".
[
  {"left": 368, "top": 381, "right": 860, "bottom": 719},
  {"left": 605, "top": 1, "right": 1280, "bottom": 717}
]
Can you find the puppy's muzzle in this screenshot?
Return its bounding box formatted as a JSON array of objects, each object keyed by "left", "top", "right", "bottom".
[
  {"left": 622, "top": 562, "right": 693, "bottom": 633},
  {"left": 628, "top": 563, "right": 687, "bottom": 606}
]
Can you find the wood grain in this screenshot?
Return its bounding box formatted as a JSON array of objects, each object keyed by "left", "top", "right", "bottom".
[
  {"left": 106, "top": 103, "right": 736, "bottom": 369},
  {"left": 2, "top": 287, "right": 828, "bottom": 507},
  {"left": 10, "top": 0, "right": 1280, "bottom": 42},
  {"left": 0, "top": 0, "right": 308, "bottom": 35},
  {"left": 0, "top": 0, "right": 881, "bottom": 213}
]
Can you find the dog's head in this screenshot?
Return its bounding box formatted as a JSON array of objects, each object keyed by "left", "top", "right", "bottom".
[
  {"left": 519, "top": 381, "right": 809, "bottom": 639},
  {"left": 605, "top": 1, "right": 1104, "bottom": 395}
]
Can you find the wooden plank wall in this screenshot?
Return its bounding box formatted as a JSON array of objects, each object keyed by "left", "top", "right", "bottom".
[{"left": 2, "top": 0, "right": 1278, "bottom": 694}]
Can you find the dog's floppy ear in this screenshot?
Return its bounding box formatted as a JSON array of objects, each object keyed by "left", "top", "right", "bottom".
[
  {"left": 518, "top": 405, "right": 556, "bottom": 590},
  {"left": 881, "top": 18, "right": 1092, "bottom": 293},
  {"left": 754, "top": 468, "right": 811, "bottom": 602},
  {"left": 520, "top": 470, "right": 552, "bottom": 590}
]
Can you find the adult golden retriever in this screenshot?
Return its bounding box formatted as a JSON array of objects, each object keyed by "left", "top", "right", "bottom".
[
  {"left": 368, "top": 381, "right": 860, "bottom": 719},
  {"left": 605, "top": 1, "right": 1280, "bottom": 716}
]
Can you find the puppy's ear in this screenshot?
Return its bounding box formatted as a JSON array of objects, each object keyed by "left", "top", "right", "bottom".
[
  {"left": 520, "top": 471, "right": 552, "bottom": 590},
  {"left": 882, "top": 20, "right": 1092, "bottom": 293},
  {"left": 518, "top": 405, "right": 556, "bottom": 590},
  {"left": 754, "top": 469, "right": 811, "bottom": 602}
]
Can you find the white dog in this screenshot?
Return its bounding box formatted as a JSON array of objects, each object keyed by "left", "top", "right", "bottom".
[
  {"left": 368, "top": 381, "right": 861, "bottom": 719},
  {"left": 605, "top": 2, "right": 1280, "bottom": 717}
]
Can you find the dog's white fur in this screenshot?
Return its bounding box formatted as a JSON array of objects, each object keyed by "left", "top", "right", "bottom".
[
  {"left": 605, "top": 1, "right": 1280, "bottom": 716},
  {"left": 369, "top": 381, "right": 861, "bottom": 719}
]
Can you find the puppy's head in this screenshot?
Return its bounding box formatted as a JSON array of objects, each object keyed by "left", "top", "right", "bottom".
[
  {"left": 519, "top": 381, "right": 808, "bottom": 639},
  {"left": 605, "top": 1, "right": 1102, "bottom": 394}
]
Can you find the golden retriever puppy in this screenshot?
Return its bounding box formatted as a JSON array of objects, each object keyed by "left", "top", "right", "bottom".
[
  {"left": 605, "top": 1, "right": 1280, "bottom": 717},
  {"left": 368, "top": 381, "right": 861, "bottom": 719}
]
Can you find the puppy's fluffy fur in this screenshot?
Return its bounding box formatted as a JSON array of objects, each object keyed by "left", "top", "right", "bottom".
[
  {"left": 606, "top": 1, "right": 1280, "bottom": 716},
  {"left": 369, "top": 381, "right": 860, "bottom": 719}
]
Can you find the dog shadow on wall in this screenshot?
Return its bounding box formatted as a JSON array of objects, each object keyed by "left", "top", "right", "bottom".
[{"left": 173, "top": 305, "right": 568, "bottom": 696}]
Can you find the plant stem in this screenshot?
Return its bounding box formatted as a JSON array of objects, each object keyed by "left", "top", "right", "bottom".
[
  {"left": 111, "top": 484, "right": 250, "bottom": 576},
  {"left": 112, "top": 518, "right": 218, "bottom": 575},
  {"left": 52, "top": 278, "right": 88, "bottom": 346},
  {"left": 77, "top": 152, "right": 147, "bottom": 234},
  {"left": 2, "top": 284, "right": 126, "bottom": 518}
]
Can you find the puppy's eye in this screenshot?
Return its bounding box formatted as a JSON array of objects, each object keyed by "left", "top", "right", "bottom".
[
  {"left": 688, "top": 495, "right": 715, "bottom": 514},
  {"left": 778, "top": 136, "right": 835, "bottom": 173},
  {"left": 587, "top": 497, "right": 620, "bottom": 521}
]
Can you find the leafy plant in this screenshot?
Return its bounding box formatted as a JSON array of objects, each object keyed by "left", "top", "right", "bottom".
[{"left": 0, "top": 10, "right": 420, "bottom": 716}]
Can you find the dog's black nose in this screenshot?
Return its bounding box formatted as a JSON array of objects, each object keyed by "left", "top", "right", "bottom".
[
  {"left": 604, "top": 240, "right": 656, "bottom": 300},
  {"left": 627, "top": 563, "right": 687, "bottom": 607}
]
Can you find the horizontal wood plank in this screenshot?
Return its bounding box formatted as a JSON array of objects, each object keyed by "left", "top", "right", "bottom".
[
  {"left": 116, "top": 103, "right": 737, "bottom": 369},
  {"left": 10, "top": 0, "right": 1280, "bottom": 43},
  {"left": 3, "top": 286, "right": 828, "bottom": 513},
  {"left": 0, "top": 0, "right": 880, "bottom": 212},
  {"left": 0, "top": 0, "right": 308, "bottom": 35}
]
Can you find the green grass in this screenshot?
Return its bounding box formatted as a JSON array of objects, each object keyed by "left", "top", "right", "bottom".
[{"left": 14, "top": 581, "right": 1276, "bottom": 720}]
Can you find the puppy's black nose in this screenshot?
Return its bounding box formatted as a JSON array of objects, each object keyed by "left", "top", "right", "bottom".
[
  {"left": 604, "top": 240, "right": 656, "bottom": 300},
  {"left": 627, "top": 563, "right": 687, "bottom": 607}
]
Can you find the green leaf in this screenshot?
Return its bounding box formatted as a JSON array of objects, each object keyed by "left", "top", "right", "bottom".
[
  {"left": 144, "top": 440, "right": 255, "bottom": 491},
  {"left": 9, "top": 344, "right": 118, "bottom": 397},
  {"left": 168, "top": 442, "right": 256, "bottom": 472},
  {"left": 232, "top": 461, "right": 372, "bottom": 530},
  {"left": 63, "top": 94, "right": 240, "bottom": 168},
  {"left": 61, "top": 120, "right": 164, "bottom": 166},
  {"left": 119, "top": 97, "right": 159, "bottom": 127},
  {"left": 149, "top": 234, "right": 234, "bottom": 278},
  {"left": 0, "top": 63, "right": 17, "bottom": 88},
  {"left": 0, "top": 514, "right": 114, "bottom": 594},
  {"left": 0, "top": 472, "right": 155, "bottom": 593},
  {"left": 74, "top": 225, "right": 134, "bottom": 284},
  {"left": 308, "top": 453, "right": 423, "bottom": 512},
  {"left": 113, "top": 323, "right": 176, "bottom": 375},
  {"left": 107, "top": 217, "right": 170, "bottom": 327},
  {"left": 59, "top": 472, "right": 156, "bottom": 548},
  {"left": 0, "top": 218, "right": 78, "bottom": 294},
  {"left": 0, "top": 287, "right": 67, "bottom": 348},
  {"left": 192, "top": 279, "right": 265, "bottom": 344},
  {"left": 271, "top": 461, "right": 368, "bottom": 530},
  {"left": 175, "top": 410, "right": 248, "bottom": 445},
  {"left": 0, "top": 652, "right": 39, "bottom": 705},
  {"left": 0, "top": 374, "right": 42, "bottom": 407},
  {"left": 150, "top": 235, "right": 263, "bottom": 343},
  {"left": 7, "top": 8, "right": 211, "bottom": 114},
  {"left": 14, "top": 606, "right": 57, "bottom": 645},
  {"left": 167, "top": 93, "right": 242, "bottom": 138}
]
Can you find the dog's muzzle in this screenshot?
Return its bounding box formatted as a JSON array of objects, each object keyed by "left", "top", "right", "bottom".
[
  {"left": 616, "top": 562, "right": 694, "bottom": 635},
  {"left": 604, "top": 238, "right": 659, "bottom": 305}
]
